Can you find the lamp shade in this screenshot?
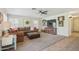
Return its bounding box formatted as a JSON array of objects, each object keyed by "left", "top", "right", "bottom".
[
  {"left": 0, "top": 14, "right": 3, "bottom": 24},
  {"left": 1, "top": 21, "right": 11, "bottom": 30}
]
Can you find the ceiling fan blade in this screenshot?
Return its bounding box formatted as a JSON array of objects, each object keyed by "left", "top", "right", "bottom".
[
  {"left": 39, "top": 11, "right": 42, "bottom": 13},
  {"left": 44, "top": 11, "right": 48, "bottom": 12}
]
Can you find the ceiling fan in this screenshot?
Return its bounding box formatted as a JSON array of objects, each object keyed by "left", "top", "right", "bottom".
[
  {"left": 32, "top": 8, "right": 48, "bottom": 15},
  {"left": 39, "top": 10, "right": 48, "bottom": 15}
]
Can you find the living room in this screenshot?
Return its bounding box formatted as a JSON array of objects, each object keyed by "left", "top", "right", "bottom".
[{"left": 0, "top": 8, "right": 79, "bottom": 51}]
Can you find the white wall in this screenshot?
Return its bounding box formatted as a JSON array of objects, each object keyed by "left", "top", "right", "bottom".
[
  {"left": 43, "top": 12, "right": 70, "bottom": 36},
  {"left": 73, "top": 17, "right": 79, "bottom": 32},
  {"left": 71, "top": 17, "right": 74, "bottom": 32}
]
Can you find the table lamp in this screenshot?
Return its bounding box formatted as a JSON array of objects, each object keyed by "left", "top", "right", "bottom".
[{"left": 1, "top": 21, "right": 11, "bottom": 37}]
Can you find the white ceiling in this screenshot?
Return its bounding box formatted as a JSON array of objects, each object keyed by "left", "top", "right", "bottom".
[{"left": 5, "top": 8, "right": 79, "bottom": 18}]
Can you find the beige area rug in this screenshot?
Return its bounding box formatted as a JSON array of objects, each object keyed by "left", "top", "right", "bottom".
[{"left": 17, "top": 33, "right": 65, "bottom": 51}]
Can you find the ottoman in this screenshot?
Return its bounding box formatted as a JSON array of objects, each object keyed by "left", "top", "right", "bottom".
[{"left": 27, "top": 32, "right": 40, "bottom": 39}]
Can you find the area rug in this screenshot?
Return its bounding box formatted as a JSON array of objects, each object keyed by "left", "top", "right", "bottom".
[{"left": 17, "top": 33, "right": 65, "bottom": 51}]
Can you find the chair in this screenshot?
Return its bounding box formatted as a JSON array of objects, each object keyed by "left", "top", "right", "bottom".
[{"left": 16, "top": 31, "right": 24, "bottom": 42}]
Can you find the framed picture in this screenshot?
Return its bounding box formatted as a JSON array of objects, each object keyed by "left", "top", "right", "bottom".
[
  {"left": 25, "top": 21, "right": 29, "bottom": 24},
  {"left": 58, "top": 16, "right": 64, "bottom": 27}
]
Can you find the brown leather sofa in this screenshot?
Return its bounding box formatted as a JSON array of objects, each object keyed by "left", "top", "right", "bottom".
[{"left": 9, "top": 27, "right": 39, "bottom": 42}]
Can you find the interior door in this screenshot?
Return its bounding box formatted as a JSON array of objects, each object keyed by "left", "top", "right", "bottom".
[{"left": 73, "top": 18, "right": 79, "bottom": 32}]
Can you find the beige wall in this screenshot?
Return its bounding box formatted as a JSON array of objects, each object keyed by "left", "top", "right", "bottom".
[{"left": 73, "top": 17, "right": 79, "bottom": 32}]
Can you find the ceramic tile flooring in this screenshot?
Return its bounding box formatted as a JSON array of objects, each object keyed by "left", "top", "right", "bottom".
[
  {"left": 16, "top": 32, "right": 79, "bottom": 51},
  {"left": 43, "top": 32, "right": 79, "bottom": 51}
]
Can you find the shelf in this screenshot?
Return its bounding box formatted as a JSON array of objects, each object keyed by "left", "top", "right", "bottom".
[{"left": 2, "top": 45, "right": 14, "bottom": 51}]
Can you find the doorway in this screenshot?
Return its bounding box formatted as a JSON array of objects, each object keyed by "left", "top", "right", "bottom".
[
  {"left": 71, "top": 16, "right": 79, "bottom": 37},
  {"left": 71, "top": 17, "right": 79, "bottom": 32}
]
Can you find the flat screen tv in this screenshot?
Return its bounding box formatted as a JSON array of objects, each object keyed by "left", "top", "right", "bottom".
[{"left": 47, "top": 19, "right": 56, "bottom": 27}]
